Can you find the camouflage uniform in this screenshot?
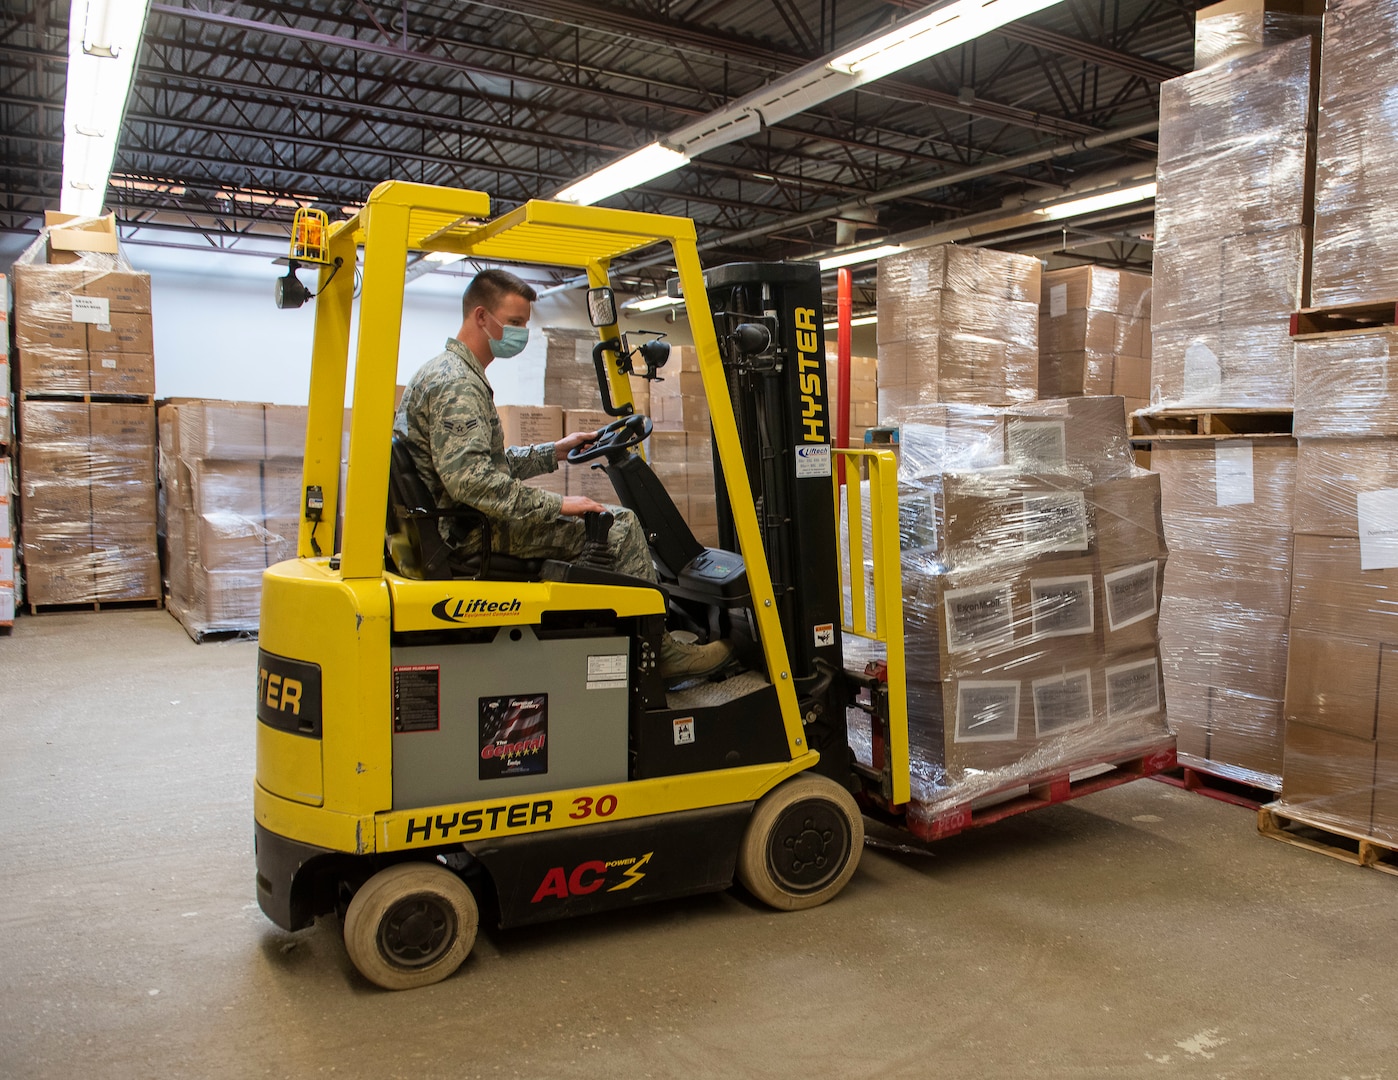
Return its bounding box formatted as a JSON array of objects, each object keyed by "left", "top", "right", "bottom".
[{"left": 394, "top": 338, "right": 656, "bottom": 582}]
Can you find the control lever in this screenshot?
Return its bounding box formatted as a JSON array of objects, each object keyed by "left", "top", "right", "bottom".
[{"left": 578, "top": 511, "right": 615, "bottom": 571}]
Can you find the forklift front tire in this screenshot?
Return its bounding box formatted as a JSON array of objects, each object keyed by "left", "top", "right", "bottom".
[
  {"left": 343, "top": 862, "right": 479, "bottom": 990},
  {"left": 737, "top": 773, "right": 865, "bottom": 912}
]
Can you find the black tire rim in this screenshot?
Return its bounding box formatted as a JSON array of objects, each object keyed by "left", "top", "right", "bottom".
[
  {"left": 765, "top": 798, "right": 851, "bottom": 895},
  {"left": 377, "top": 891, "right": 456, "bottom": 970}
]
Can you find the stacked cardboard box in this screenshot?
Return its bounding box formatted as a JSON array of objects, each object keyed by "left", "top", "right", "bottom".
[
  {"left": 561, "top": 407, "right": 617, "bottom": 505},
  {"left": 1193, "top": 0, "right": 1321, "bottom": 70},
  {"left": 647, "top": 345, "right": 711, "bottom": 435},
  {"left": 1276, "top": 329, "right": 1398, "bottom": 839},
  {"left": 646, "top": 429, "right": 719, "bottom": 549},
  {"left": 1038, "top": 266, "right": 1152, "bottom": 419},
  {"left": 0, "top": 454, "right": 14, "bottom": 626},
  {"left": 1309, "top": 0, "right": 1398, "bottom": 305},
  {"left": 499, "top": 404, "right": 567, "bottom": 497},
  {"left": 1154, "top": 440, "right": 1296, "bottom": 786},
  {"left": 1, "top": 273, "right": 11, "bottom": 450},
  {"left": 876, "top": 245, "right": 1039, "bottom": 422},
  {"left": 542, "top": 327, "right": 604, "bottom": 411},
  {"left": 160, "top": 401, "right": 306, "bottom": 639},
  {"left": 1150, "top": 35, "right": 1317, "bottom": 406},
  {"left": 865, "top": 397, "right": 1167, "bottom": 807},
  {"left": 825, "top": 350, "right": 879, "bottom": 446},
  {"left": 17, "top": 400, "right": 160, "bottom": 606}
]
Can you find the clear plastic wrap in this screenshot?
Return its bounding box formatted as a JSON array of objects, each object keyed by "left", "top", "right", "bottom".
[
  {"left": 1310, "top": 0, "right": 1398, "bottom": 305},
  {"left": 10, "top": 225, "right": 155, "bottom": 398},
  {"left": 1194, "top": 9, "right": 1321, "bottom": 70},
  {"left": 1275, "top": 532, "right": 1398, "bottom": 842},
  {"left": 877, "top": 245, "right": 1041, "bottom": 420},
  {"left": 841, "top": 396, "right": 1170, "bottom": 813},
  {"left": 1294, "top": 330, "right": 1398, "bottom": 438},
  {"left": 1152, "top": 440, "right": 1295, "bottom": 787},
  {"left": 160, "top": 400, "right": 307, "bottom": 639},
  {"left": 16, "top": 399, "right": 159, "bottom": 606},
  {"left": 1039, "top": 267, "right": 1152, "bottom": 414},
  {"left": 1, "top": 453, "right": 14, "bottom": 625},
  {"left": 1151, "top": 36, "right": 1316, "bottom": 407}
]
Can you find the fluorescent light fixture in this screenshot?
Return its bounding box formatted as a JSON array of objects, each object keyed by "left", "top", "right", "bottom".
[
  {"left": 829, "top": 0, "right": 1067, "bottom": 82},
  {"left": 824, "top": 314, "right": 879, "bottom": 330},
  {"left": 817, "top": 244, "right": 904, "bottom": 271},
  {"left": 554, "top": 142, "right": 689, "bottom": 206},
  {"left": 424, "top": 250, "right": 467, "bottom": 265},
  {"left": 1035, "top": 182, "right": 1157, "bottom": 222},
  {"left": 624, "top": 294, "right": 686, "bottom": 313},
  {"left": 61, "top": 0, "right": 152, "bottom": 216}
]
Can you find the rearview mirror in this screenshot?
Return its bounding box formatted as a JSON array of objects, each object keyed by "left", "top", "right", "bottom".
[{"left": 587, "top": 287, "right": 618, "bottom": 327}]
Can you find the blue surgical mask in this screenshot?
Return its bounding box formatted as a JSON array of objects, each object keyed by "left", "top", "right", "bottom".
[{"left": 486, "top": 311, "right": 529, "bottom": 359}]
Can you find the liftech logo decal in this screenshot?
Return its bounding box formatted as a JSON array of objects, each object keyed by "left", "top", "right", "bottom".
[
  {"left": 432, "top": 596, "right": 524, "bottom": 622},
  {"left": 794, "top": 443, "right": 832, "bottom": 479}
]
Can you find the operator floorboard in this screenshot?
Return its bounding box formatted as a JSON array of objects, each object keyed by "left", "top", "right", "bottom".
[{"left": 666, "top": 670, "right": 770, "bottom": 709}]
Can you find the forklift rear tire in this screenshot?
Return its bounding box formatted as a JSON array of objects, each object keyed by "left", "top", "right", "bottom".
[
  {"left": 737, "top": 773, "right": 865, "bottom": 912},
  {"left": 343, "top": 862, "right": 479, "bottom": 990}
]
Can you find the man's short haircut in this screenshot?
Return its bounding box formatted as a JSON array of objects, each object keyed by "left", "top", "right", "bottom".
[{"left": 462, "top": 268, "right": 538, "bottom": 318}]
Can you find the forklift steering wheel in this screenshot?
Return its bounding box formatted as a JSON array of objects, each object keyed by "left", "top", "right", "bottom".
[{"left": 567, "top": 413, "right": 653, "bottom": 464}]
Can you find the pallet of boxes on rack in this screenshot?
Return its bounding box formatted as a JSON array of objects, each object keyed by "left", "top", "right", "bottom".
[
  {"left": 1140, "top": 8, "right": 1321, "bottom": 792},
  {"left": 1, "top": 272, "right": 15, "bottom": 627},
  {"left": 9, "top": 215, "right": 161, "bottom": 612},
  {"left": 842, "top": 396, "right": 1175, "bottom": 835},
  {"left": 159, "top": 400, "right": 307, "bottom": 640}
]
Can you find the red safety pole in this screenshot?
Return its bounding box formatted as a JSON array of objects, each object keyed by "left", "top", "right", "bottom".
[{"left": 836, "top": 266, "right": 853, "bottom": 486}]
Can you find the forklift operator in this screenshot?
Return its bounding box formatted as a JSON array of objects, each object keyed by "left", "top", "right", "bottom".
[{"left": 394, "top": 268, "right": 734, "bottom": 682}]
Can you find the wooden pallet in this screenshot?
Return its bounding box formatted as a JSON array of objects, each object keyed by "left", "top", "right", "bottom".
[
  {"left": 19, "top": 392, "right": 156, "bottom": 406},
  {"left": 1152, "top": 764, "right": 1277, "bottom": 811},
  {"left": 1290, "top": 299, "right": 1398, "bottom": 337},
  {"left": 1130, "top": 407, "right": 1293, "bottom": 443},
  {"left": 899, "top": 741, "right": 1178, "bottom": 842},
  {"left": 27, "top": 597, "right": 164, "bottom": 615},
  {"left": 1258, "top": 805, "right": 1398, "bottom": 877}
]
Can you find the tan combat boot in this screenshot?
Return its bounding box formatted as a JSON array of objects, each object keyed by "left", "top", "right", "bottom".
[{"left": 658, "top": 633, "right": 735, "bottom": 682}]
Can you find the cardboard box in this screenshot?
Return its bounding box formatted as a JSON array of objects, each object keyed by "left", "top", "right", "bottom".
[
  {"left": 498, "top": 404, "right": 564, "bottom": 448},
  {"left": 1294, "top": 331, "right": 1398, "bottom": 439},
  {"left": 88, "top": 350, "right": 155, "bottom": 397},
  {"left": 22, "top": 534, "right": 96, "bottom": 606},
  {"left": 1294, "top": 438, "right": 1398, "bottom": 537},
  {"left": 1004, "top": 397, "right": 1136, "bottom": 481},
  {"left": 1283, "top": 628, "right": 1382, "bottom": 740},
  {"left": 44, "top": 211, "right": 119, "bottom": 258},
  {"left": 1280, "top": 721, "right": 1376, "bottom": 831},
  {"left": 87, "top": 310, "right": 154, "bottom": 354},
  {"left": 1290, "top": 534, "right": 1398, "bottom": 642}
]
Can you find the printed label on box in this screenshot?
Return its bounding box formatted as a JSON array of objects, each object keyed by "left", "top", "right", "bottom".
[
  {"left": 392, "top": 665, "right": 440, "bottom": 733},
  {"left": 944, "top": 582, "right": 1015, "bottom": 654},
  {"left": 955, "top": 680, "right": 1020, "bottom": 742},
  {"left": 1029, "top": 574, "right": 1095, "bottom": 638},
  {"left": 1007, "top": 419, "right": 1067, "bottom": 471},
  {"left": 1103, "top": 561, "right": 1159, "bottom": 631},
  {"left": 1022, "top": 492, "right": 1089, "bottom": 553},
  {"left": 794, "top": 443, "right": 832, "bottom": 479},
  {"left": 1032, "top": 669, "right": 1094, "bottom": 736},
  {"left": 673, "top": 717, "right": 695, "bottom": 745},
  {"left": 1357, "top": 487, "right": 1398, "bottom": 571},
  {"left": 1049, "top": 283, "right": 1068, "bottom": 318},
  {"left": 586, "top": 652, "right": 628, "bottom": 691},
  {"left": 1215, "top": 443, "right": 1255, "bottom": 507},
  {"left": 70, "top": 295, "right": 110, "bottom": 324},
  {"left": 1105, "top": 659, "right": 1160, "bottom": 720}
]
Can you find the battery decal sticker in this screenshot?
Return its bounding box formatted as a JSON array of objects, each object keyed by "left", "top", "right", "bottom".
[
  {"left": 392, "top": 664, "right": 440, "bottom": 733},
  {"left": 479, "top": 694, "right": 549, "bottom": 779}
]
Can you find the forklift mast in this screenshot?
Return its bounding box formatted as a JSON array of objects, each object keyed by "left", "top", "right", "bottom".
[{"left": 702, "top": 262, "right": 851, "bottom": 775}]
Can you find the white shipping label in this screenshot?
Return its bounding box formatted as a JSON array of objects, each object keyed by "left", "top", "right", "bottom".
[
  {"left": 943, "top": 583, "right": 1015, "bottom": 654},
  {"left": 1105, "top": 658, "right": 1161, "bottom": 720},
  {"left": 1022, "top": 492, "right": 1089, "bottom": 553},
  {"left": 101, "top": 358, "right": 117, "bottom": 369},
  {"left": 1214, "top": 443, "right": 1255, "bottom": 507},
  {"left": 1007, "top": 419, "right": 1067, "bottom": 471},
  {"left": 1103, "top": 561, "right": 1159, "bottom": 631},
  {"left": 0, "top": 543, "right": 12, "bottom": 581},
  {"left": 1032, "top": 669, "right": 1094, "bottom": 737},
  {"left": 1029, "top": 575, "right": 1095, "bottom": 638},
  {"left": 1357, "top": 487, "right": 1398, "bottom": 570},
  {"left": 954, "top": 680, "right": 1020, "bottom": 742},
  {"left": 70, "top": 295, "right": 109, "bottom": 324},
  {"left": 585, "top": 653, "right": 628, "bottom": 691},
  {"left": 794, "top": 443, "right": 832, "bottom": 478},
  {"left": 1049, "top": 283, "right": 1068, "bottom": 318},
  {"left": 1182, "top": 341, "right": 1222, "bottom": 399}
]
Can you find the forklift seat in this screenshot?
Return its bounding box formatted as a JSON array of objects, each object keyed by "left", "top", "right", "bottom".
[{"left": 386, "top": 435, "right": 542, "bottom": 582}]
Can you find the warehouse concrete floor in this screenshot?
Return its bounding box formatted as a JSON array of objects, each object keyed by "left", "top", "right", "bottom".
[{"left": 1, "top": 611, "right": 1395, "bottom": 1080}]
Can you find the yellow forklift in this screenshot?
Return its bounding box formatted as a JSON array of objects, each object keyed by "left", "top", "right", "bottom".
[{"left": 255, "top": 181, "right": 908, "bottom": 989}]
